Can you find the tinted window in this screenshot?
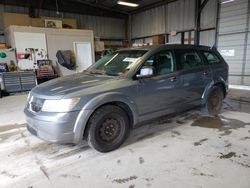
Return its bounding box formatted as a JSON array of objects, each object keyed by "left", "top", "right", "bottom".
[
  {"left": 142, "top": 50, "right": 175, "bottom": 76},
  {"left": 175, "top": 50, "right": 203, "bottom": 70},
  {"left": 202, "top": 51, "right": 220, "bottom": 64}
]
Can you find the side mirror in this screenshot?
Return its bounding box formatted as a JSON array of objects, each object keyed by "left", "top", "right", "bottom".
[{"left": 136, "top": 66, "right": 153, "bottom": 78}]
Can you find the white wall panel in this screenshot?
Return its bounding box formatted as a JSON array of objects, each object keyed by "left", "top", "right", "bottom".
[
  {"left": 218, "top": 0, "right": 249, "bottom": 85},
  {"left": 218, "top": 34, "right": 245, "bottom": 74},
  {"left": 218, "top": 0, "right": 248, "bottom": 34}
]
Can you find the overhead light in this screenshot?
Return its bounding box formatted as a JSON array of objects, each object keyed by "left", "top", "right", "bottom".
[
  {"left": 221, "top": 0, "right": 234, "bottom": 4},
  {"left": 117, "top": 1, "right": 139, "bottom": 7},
  {"left": 55, "top": 0, "right": 60, "bottom": 15}
]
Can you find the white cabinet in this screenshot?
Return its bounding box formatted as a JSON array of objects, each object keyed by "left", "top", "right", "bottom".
[{"left": 5, "top": 26, "right": 95, "bottom": 76}]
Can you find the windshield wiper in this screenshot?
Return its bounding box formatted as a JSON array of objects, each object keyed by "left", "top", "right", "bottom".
[
  {"left": 105, "top": 72, "right": 118, "bottom": 76},
  {"left": 85, "top": 70, "right": 105, "bottom": 75}
]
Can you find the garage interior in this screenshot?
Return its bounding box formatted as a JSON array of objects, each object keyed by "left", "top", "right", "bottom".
[{"left": 0, "top": 0, "right": 250, "bottom": 187}]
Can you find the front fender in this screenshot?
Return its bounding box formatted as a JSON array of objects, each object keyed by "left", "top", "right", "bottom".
[
  {"left": 83, "top": 92, "right": 139, "bottom": 122},
  {"left": 72, "top": 92, "right": 139, "bottom": 143}
]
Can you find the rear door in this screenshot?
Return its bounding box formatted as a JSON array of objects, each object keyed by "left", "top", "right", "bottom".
[
  {"left": 174, "top": 48, "right": 212, "bottom": 106},
  {"left": 200, "top": 50, "right": 228, "bottom": 84}
]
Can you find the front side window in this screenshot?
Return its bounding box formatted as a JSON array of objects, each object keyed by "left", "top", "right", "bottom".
[
  {"left": 202, "top": 51, "right": 220, "bottom": 64},
  {"left": 141, "top": 50, "right": 175, "bottom": 76},
  {"left": 175, "top": 50, "right": 203, "bottom": 70},
  {"left": 86, "top": 50, "right": 147, "bottom": 76}
]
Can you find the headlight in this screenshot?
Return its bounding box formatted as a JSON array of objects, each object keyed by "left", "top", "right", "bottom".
[
  {"left": 27, "top": 92, "right": 31, "bottom": 102},
  {"left": 41, "top": 98, "right": 80, "bottom": 112}
]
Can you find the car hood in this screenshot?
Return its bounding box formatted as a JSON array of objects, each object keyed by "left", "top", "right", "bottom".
[{"left": 31, "top": 73, "right": 114, "bottom": 99}]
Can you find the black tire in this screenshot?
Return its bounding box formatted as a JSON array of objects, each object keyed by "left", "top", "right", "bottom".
[
  {"left": 86, "top": 105, "right": 130, "bottom": 152},
  {"left": 202, "top": 86, "right": 224, "bottom": 116}
]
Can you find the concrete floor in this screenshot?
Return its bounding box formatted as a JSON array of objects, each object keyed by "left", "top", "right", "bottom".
[{"left": 0, "top": 90, "right": 250, "bottom": 188}]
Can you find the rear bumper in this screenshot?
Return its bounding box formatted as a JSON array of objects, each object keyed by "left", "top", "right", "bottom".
[{"left": 24, "top": 108, "right": 81, "bottom": 144}]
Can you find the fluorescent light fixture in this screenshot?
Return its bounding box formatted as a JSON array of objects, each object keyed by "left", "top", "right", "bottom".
[
  {"left": 117, "top": 1, "right": 139, "bottom": 7},
  {"left": 221, "top": 0, "right": 234, "bottom": 4}
]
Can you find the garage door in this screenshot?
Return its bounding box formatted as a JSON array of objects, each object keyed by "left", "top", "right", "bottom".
[{"left": 217, "top": 0, "right": 250, "bottom": 86}]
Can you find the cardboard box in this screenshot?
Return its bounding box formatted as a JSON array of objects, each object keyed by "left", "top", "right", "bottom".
[
  {"left": 0, "top": 43, "right": 7, "bottom": 49},
  {"left": 3, "top": 13, "right": 30, "bottom": 29},
  {"left": 152, "top": 35, "right": 165, "bottom": 45},
  {"left": 41, "top": 17, "right": 77, "bottom": 29},
  {"left": 62, "top": 18, "right": 77, "bottom": 29},
  {"left": 95, "top": 41, "right": 105, "bottom": 52},
  {"left": 31, "top": 18, "right": 44, "bottom": 27}
]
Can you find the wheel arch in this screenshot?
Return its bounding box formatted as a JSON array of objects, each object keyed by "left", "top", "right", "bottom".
[
  {"left": 75, "top": 92, "right": 138, "bottom": 141},
  {"left": 202, "top": 80, "right": 227, "bottom": 105},
  {"left": 83, "top": 101, "right": 135, "bottom": 139},
  {"left": 213, "top": 82, "right": 227, "bottom": 98}
]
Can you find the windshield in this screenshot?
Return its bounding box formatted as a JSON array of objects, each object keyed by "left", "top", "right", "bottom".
[{"left": 86, "top": 50, "right": 148, "bottom": 76}]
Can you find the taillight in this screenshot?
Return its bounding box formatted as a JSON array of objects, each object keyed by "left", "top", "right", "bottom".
[{"left": 224, "top": 63, "right": 229, "bottom": 72}]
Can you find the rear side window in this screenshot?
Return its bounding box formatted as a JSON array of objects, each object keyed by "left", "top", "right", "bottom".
[
  {"left": 175, "top": 50, "right": 203, "bottom": 70},
  {"left": 202, "top": 51, "right": 220, "bottom": 64}
]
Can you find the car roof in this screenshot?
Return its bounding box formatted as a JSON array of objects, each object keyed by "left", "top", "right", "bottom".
[{"left": 117, "top": 44, "right": 215, "bottom": 52}]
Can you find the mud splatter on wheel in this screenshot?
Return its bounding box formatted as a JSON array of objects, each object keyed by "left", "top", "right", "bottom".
[{"left": 202, "top": 86, "right": 224, "bottom": 116}]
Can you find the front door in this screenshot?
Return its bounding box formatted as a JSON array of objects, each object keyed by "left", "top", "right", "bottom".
[{"left": 135, "top": 50, "right": 182, "bottom": 120}]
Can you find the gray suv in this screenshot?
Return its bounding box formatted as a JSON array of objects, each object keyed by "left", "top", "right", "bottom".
[{"left": 24, "top": 45, "right": 228, "bottom": 152}]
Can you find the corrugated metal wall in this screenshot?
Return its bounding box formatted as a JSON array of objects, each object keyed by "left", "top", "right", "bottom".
[
  {"left": 0, "top": 4, "right": 4, "bottom": 43},
  {"left": 217, "top": 0, "right": 250, "bottom": 86},
  {"left": 131, "top": 0, "right": 196, "bottom": 39},
  {"left": 0, "top": 4, "right": 126, "bottom": 40},
  {"left": 200, "top": 0, "right": 217, "bottom": 29},
  {"left": 3, "top": 5, "right": 29, "bottom": 14},
  {"left": 131, "top": 5, "right": 166, "bottom": 38},
  {"left": 200, "top": 30, "right": 216, "bottom": 46},
  {"left": 131, "top": 0, "right": 217, "bottom": 46},
  {"left": 166, "top": 0, "right": 195, "bottom": 32}
]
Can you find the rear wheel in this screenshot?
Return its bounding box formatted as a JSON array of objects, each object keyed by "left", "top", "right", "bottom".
[
  {"left": 202, "top": 86, "right": 224, "bottom": 116},
  {"left": 86, "top": 105, "right": 130, "bottom": 152}
]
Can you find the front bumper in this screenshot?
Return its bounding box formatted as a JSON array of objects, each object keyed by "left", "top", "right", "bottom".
[{"left": 24, "top": 108, "right": 81, "bottom": 144}]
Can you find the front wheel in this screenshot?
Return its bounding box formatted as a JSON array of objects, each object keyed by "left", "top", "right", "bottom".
[
  {"left": 86, "top": 105, "right": 130, "bottom": 152},
  {"left": 202, "top": 86, "right": 224, "bottom": 116}
]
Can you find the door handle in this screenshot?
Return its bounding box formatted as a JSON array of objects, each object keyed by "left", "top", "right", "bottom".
[{"left": 170, "top": 76, "right": 177, "bottom": 82}]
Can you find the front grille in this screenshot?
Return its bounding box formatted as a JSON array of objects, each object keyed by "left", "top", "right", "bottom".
[{"left": 28, "top": 96, "right": 45, "bottom": 113}]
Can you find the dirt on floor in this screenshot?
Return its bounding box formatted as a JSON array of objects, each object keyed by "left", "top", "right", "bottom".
[{"left": 0, "top": 91, "right": 250, "bottom": 188}]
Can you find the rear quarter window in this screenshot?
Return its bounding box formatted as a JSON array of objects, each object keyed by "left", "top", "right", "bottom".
[{"left": 202, "top": 51, "right": 221, "bottom": 64}]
